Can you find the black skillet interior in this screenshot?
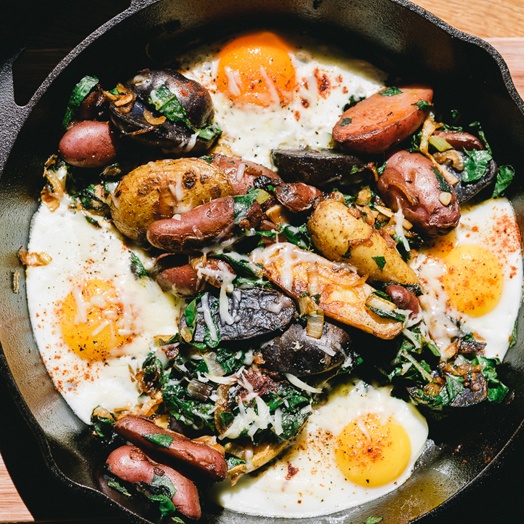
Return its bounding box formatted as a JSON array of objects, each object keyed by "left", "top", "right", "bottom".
[{"left": 1, "top": 0, "right": 524, "bottom": 523}]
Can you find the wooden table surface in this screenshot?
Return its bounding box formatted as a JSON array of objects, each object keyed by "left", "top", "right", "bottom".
[{"left": 1, "top": 0, "right": 523, "bottom": 522}]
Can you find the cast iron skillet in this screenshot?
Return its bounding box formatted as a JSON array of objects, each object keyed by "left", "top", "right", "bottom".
[{"left": 1, "top": 0, "right": 524, "bottom": 522}]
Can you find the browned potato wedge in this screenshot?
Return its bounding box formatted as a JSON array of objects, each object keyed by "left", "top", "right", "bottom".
[
  {"left": 250, "top": 243, "right": 404, "bottom": 339},
  {"left": 308, "top": 199, "right": 419, "bottom": 287},
  {"left": 332, "top": 85, "right": 433, "bottom": 154},
  {"left": 110, "top": 158, "right": 234, "bottom": 242}
]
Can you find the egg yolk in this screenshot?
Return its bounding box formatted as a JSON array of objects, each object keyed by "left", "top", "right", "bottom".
[
  {"left": 60, "top": 279, "right": 133, "bottom": 361},
  {"left": 335, "top": 413, "right": 411, "bottom": 487},
  {"left": 216, "top": 31, "right": 296, "bottom": 107},
  {"left": 442, "top": 244, "right": 503, "bottom": 317}
]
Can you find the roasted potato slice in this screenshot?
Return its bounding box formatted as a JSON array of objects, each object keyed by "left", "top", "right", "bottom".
[
  {"left": 308, "top": 199, "right": 419, "bottom": 287},
  {"left": 251, "top": 243, "right": 404, "bottom": 339}
]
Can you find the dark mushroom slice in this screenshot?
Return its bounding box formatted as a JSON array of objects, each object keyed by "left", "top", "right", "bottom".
[
  {"left": 438, "top": 152, "right": 498, "bottom": 204},
  {"left": 180, "top": 287, "right": 296, "bottom": 343},
  {"left": 271, "top": 148, "right": 368, "bottom": 189},
  {"left": 109, "top": 68, "right": 220, "bottom": 155},
  {"left": 257, "top": 321, "right": 351, "bottom": 377}
]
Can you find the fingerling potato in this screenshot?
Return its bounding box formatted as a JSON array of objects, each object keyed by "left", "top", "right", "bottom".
[
  {"left": 308, "top": 199, "right": 419, "bottom": 287},
  {"left": 332, "top": 85, "right": 433, "bottom": 154},
  {"left": 110, "top": 157, "right": 234, "bottom": 242}
]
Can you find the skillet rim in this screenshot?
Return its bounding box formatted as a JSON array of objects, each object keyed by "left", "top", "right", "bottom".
[{"left": 1, "top": 0, "right": 523, "bottom": 522}]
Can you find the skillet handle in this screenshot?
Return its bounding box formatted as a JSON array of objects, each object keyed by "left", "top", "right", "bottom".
[{"left": 0, "top": 57, "right": 32, "bottom": 171}]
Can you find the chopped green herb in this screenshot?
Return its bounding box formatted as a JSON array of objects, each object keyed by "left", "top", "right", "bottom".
[
  {"left": 368, "top": 306, "right": 407, "bottom": 322},
  {"left": 380, "top": 86, "right": 403, "bottom": 96},
  {"left": 149, "top": 84, "right": 222, "bottom": 142},
  {"left": 279, "top": 223, "right": 313, "bottom": 250},
  {"left": 433, "top": 167, "right": 452, "bottom": 192},
  {"left": 372, "top": 256, "right": 386, "bottom": 270},
  {"left": 462, "top": 149, "right": 492, "bottom": 183},
  {"left": 85, "top": 215, "right": 101, "bottom": 228},
  {"left": 63, "top": 75, "right": 99, "bottom": 128},
  {"left": 339, "top": 117, "right": 352, "bottom": 126},
  {"left": 414, "top": 100, "right": 432, "bottom": 110},
  {"left": 342, "top": 94, "right": 365, "bottom": 111},
  {"left": 468, "top": 121, "right": 492, "bottom": 154},
  {"left": 227, "top": 455, "right": 247, "bottom": 469},
  {"left": 143, "top": 433, "right": 174, "bottom": 448},
  {"left": 130, "top": 251, "right": 149, "bottom": 280},
  {"left": 492, "top": 164, "right": 515, "bottom": 197},
  {"left": 107, "top": 479, "right": 132, "bottom": 497}
]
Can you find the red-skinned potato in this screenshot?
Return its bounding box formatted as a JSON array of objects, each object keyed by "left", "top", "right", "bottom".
[
  {"left": 377, "top": 150, "right": 460, "bottom": 237},
  {"left": 114, "top": 415, "right": 228, "bottom": 481},
  {"left": 58, "top": 120, "right": 118, "bottom": 168},
  {"left": 332, "top": 85, "right": 433, "bottom": 154},
  {"left": 105, "top": 445, "right": 201, "bottom": 520}
]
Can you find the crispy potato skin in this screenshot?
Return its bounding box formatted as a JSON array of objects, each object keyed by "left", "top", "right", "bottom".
[
  {"left": 377, "top": 150, "right": 460, "bottom": 237},
  {"left": 110, "top": 158, "right": 234, "bottom": 242},
  {"left": 332, "top": 85, "right": 433, "bottom": 154},
  {"left": 251, "top": 243, "right": 403, "bottom": 339},
  {"left": 308, "top": 199, "right": 419, "bottom": 286},
  {"left": 58, "top": 120, "right": 118, "bottom": 168}
]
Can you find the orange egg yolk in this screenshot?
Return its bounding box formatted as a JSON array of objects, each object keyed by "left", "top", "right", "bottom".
[
  {"left": 216, "top": 31, "right": 296, "bottom": 107},
  {"left": 442, "top": 244, "right": 503, "bottom": 317},
  {"left": 60, "top": 279, "right": 133, "bottom": 361},
  {"left": 335, "top": 413, "right": 411, "bottom": 487}
]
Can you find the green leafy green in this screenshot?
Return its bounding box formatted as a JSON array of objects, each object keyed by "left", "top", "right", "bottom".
[
  {"left": 462, "top": 149, "right": 493, "bottom": 183},
  {"left": 63, "top": 75, "right": 99, "bottom": 128},
  {"left": 279, "top": 223, "right": 313, "bottom": 250},
  {"left": 163, "top": 381, "right": 216, "bottom": 431},
  {"left": 414, "top": 100, "right": 432, "bottom": 111},
  {"left": 227, "top": 455, "right": 247, "bottom": 469},
  {"left": 380, "top": 86, "right": 402, "bottom": 96},
  {"left": 107, "top": 479, "right": 132, "bottom": 497},
  {"left": 233, "top": 190, "right": 260, "bottom": 226},
  {"left": 143, "top": 433, "right": 174, "bottom": 448},
  {"left": 342, "top": 94, "right": 365, "bottom": 111},
  {"left": 367, "top": 306, "right": 407, "bottom": 322},
  {"left": 433, "top": 167, "right": 452, "bottom": 192},
  {"left": 492, "top": 165, "right": 515, "bottom": 197},
  {"left": 130, "top": 251, "right": 149, "bottom": 280},
  {"left": 138, "top": 472, "right": 179, "bottom": 519},
  {"left": 372, "top": 256, "right": 386, "bottom": 270},
  {"left": 149, "top": 84, "right": 222, "bottom": 142},
  {"left": 339, "top": 117, "right": 352, "bottom": 126}
]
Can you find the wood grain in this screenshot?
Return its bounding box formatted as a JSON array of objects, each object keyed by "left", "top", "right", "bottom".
[
  {"left": 416, "top": 0, "right": 524, "bottom": 37},
  {"left": 1, "top": 0, "right": 524, "bottom": 521}
]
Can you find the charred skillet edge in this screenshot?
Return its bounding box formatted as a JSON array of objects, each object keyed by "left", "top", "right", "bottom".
[
  {"left": 0, "top": 354, "right": 151, "bottom": 524},
  {"left": 0, "top": 0, "right": 157, "bottom": 171}
]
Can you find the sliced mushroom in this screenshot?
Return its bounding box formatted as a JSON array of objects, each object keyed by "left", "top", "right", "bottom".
[{"left": 257, "top": 321, "right": 351, "bottom": 376}]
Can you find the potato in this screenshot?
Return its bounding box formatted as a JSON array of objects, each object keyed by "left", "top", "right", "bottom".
[
  {"left": 332, "top": 85, "right": 433, "bottom": 154},
  {"left": 110, "top": 158, "right": 234, "bottom": 242},
  {"left": 251, "top": 243, "right": 404, "bottom": 340},
  {"left": 377, "top": 150, "right": 460, "bottom": 237},
  {"left": 308, "top": 199, "right": 419, "bottom": 287},
  {"left": 58, "top": 120, "right": 118, "bottom": 168}
]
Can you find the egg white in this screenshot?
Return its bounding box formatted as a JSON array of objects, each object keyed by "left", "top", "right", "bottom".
[
  {"left": 411, "top": 197, "right": 523, "bottom": 360},
  {"left": 210, "top": 380, "right": 428, "bottom": 518},
  {"left": 179, "top": 33, "right": 386, "bottom": 167},
  {"left": 26, "top": 197, "right": 180, "bottom": 424}
]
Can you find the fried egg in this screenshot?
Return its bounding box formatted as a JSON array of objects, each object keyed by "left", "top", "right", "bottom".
[
  {"left": 26, "top": 196, "right": 180, "bottom": 424},
  {"left": 411, "top": 197, "right": 523, "bottom": 360},
  {"left": 211, "top": 380, "right": 428, "bottom": 517},
  {"left": 178, "top": 30, "right": 386, "bottom": 167}
]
